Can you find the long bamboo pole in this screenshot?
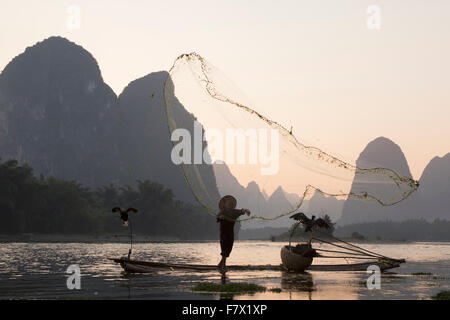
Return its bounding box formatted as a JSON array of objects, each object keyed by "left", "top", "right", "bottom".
[
  {"left": 317, "top": 231, "right": 389, "bottom": 259},
  {"left": 315, "top": 248, "right": 373, "bottom": 257},
  {"left": 312, "top": 237, "right": 380, "bottom": 258},
  {"left": 316, "top": 255, "right": 378, "bottom": 260}
]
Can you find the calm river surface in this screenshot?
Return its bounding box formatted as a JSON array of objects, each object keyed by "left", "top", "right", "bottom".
[{"left": 0, "top": 241, "right": 449, "bottom": 300}]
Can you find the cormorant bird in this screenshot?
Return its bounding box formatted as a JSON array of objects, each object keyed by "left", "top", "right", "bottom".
[
  {"left": 112, "top": 207, "right": 138, "bottom": 259},
  {"left": 290, "top": 212, "right": 330, "bottom": 243},
  {"left": 112, "top": 207, "right": 138, "bottom": 226},
  {"left": 289, "top": 212, "right": 330, "bottom": 232}
]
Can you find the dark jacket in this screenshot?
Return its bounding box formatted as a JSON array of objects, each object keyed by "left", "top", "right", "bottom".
[
  {"left": 217, "top": 209, "right": 246, "bottom": 257},
  {"left": 217, "top": 208, "right": 246, "bottom": 222}
]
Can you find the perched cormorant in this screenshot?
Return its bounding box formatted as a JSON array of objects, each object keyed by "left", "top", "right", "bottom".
[
  {"left": 112, "top": 207, "right": 138, "bottom": 225},
  {"left": 289, "top": 212, "right": 330, "bottom": 243}
]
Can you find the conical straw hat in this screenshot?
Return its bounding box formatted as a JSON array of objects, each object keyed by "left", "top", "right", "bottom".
[{"left": 219, "top": 195, "right": 237, "bottom": 211}]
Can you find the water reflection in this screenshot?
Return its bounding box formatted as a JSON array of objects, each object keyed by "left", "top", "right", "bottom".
[
  {"left": 0, "top": 241, "right": 449, "bottom": 299},
  {"left": 280, "top": 272, "right": 314, "bottom": 300}
]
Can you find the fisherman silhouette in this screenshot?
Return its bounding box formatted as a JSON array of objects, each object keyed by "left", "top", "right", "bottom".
[{"left": 217, "top": 195, "right": 251, "bottom": 273}]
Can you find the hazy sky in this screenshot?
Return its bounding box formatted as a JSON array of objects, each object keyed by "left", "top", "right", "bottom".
[{"left": 1, "top": 0, "right": 449, "bottom": 180}]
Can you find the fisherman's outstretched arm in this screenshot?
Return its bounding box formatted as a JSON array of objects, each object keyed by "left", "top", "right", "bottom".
[{"left": 238, "top": 209, "right": 251, "bottom": 216}]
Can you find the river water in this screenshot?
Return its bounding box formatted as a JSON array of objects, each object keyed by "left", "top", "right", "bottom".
[{"left": 0, "top": 241, "right": 449, "bottom": 300}]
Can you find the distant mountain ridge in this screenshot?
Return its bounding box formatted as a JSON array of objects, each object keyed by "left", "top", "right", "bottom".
[
  {"left": 356, "top": 136, "right": 412, "bottom": 177},
  {"left": 1, "top": 37, "right": 448, "bottom": 228},
  {"left": 414, "top": 153, "right": 450, "bottom": 219},
  {"left": 340, "top": 137, "right": 450, "bottom": 224},
  {"left": 0, "top": 36, "right": 119, "bottom": 186},
  {"left": 0, "top": 36, "right": 220, "bottom": 205},
  {"left": 307, "top": 191, "right": 345, "bottom": 222},
  {"left": 114, "top": 71, "right": 220, "bottom": 203}
]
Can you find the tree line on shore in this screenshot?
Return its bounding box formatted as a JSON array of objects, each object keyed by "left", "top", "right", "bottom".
[
  {"left": 334, "top": 219, "right": 450, "bottom": 241},
  {"left": 0, "top": 159, "right": 218, "bottom": 239},
  {"left": 275, "top": 218, "right": 450, "bottom": 241},
  {"left": 244, "top": 215, "right": 450, "bottom": 241}
]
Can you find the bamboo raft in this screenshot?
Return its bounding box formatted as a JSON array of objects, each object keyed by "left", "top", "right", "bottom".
[
  {"left": 110, "top": 257, "right": 403, "bottom": 273},
  {"left": 109, "top": 227, "right": 406, "bottom": 274}
]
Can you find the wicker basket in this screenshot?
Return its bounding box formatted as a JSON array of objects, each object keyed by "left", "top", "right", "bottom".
[{"left": 280, "top": 245, "right": 313, "bottom": 272}]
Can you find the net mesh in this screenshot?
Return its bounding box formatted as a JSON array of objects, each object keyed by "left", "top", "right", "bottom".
[{"left": 164, "top": 53, "right": 419, "bottom": 225}]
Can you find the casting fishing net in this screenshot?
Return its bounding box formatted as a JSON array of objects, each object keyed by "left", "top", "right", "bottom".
[{"left": 164, "top": 53, "right": 418, "bottom": 227}]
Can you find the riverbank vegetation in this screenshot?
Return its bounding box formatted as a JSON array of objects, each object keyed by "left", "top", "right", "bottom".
[
  {"left": 242, "top": 218, "right": 450, "bottom": 242},
  {"left": 432, "top": 291, "right": 450, "bottom": 300},
  {"left": 334, "top": 220, "right": 450, "bottom": 241},
  {"left": 0, "top": 159, "right": 217, "bottom": 239}
]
